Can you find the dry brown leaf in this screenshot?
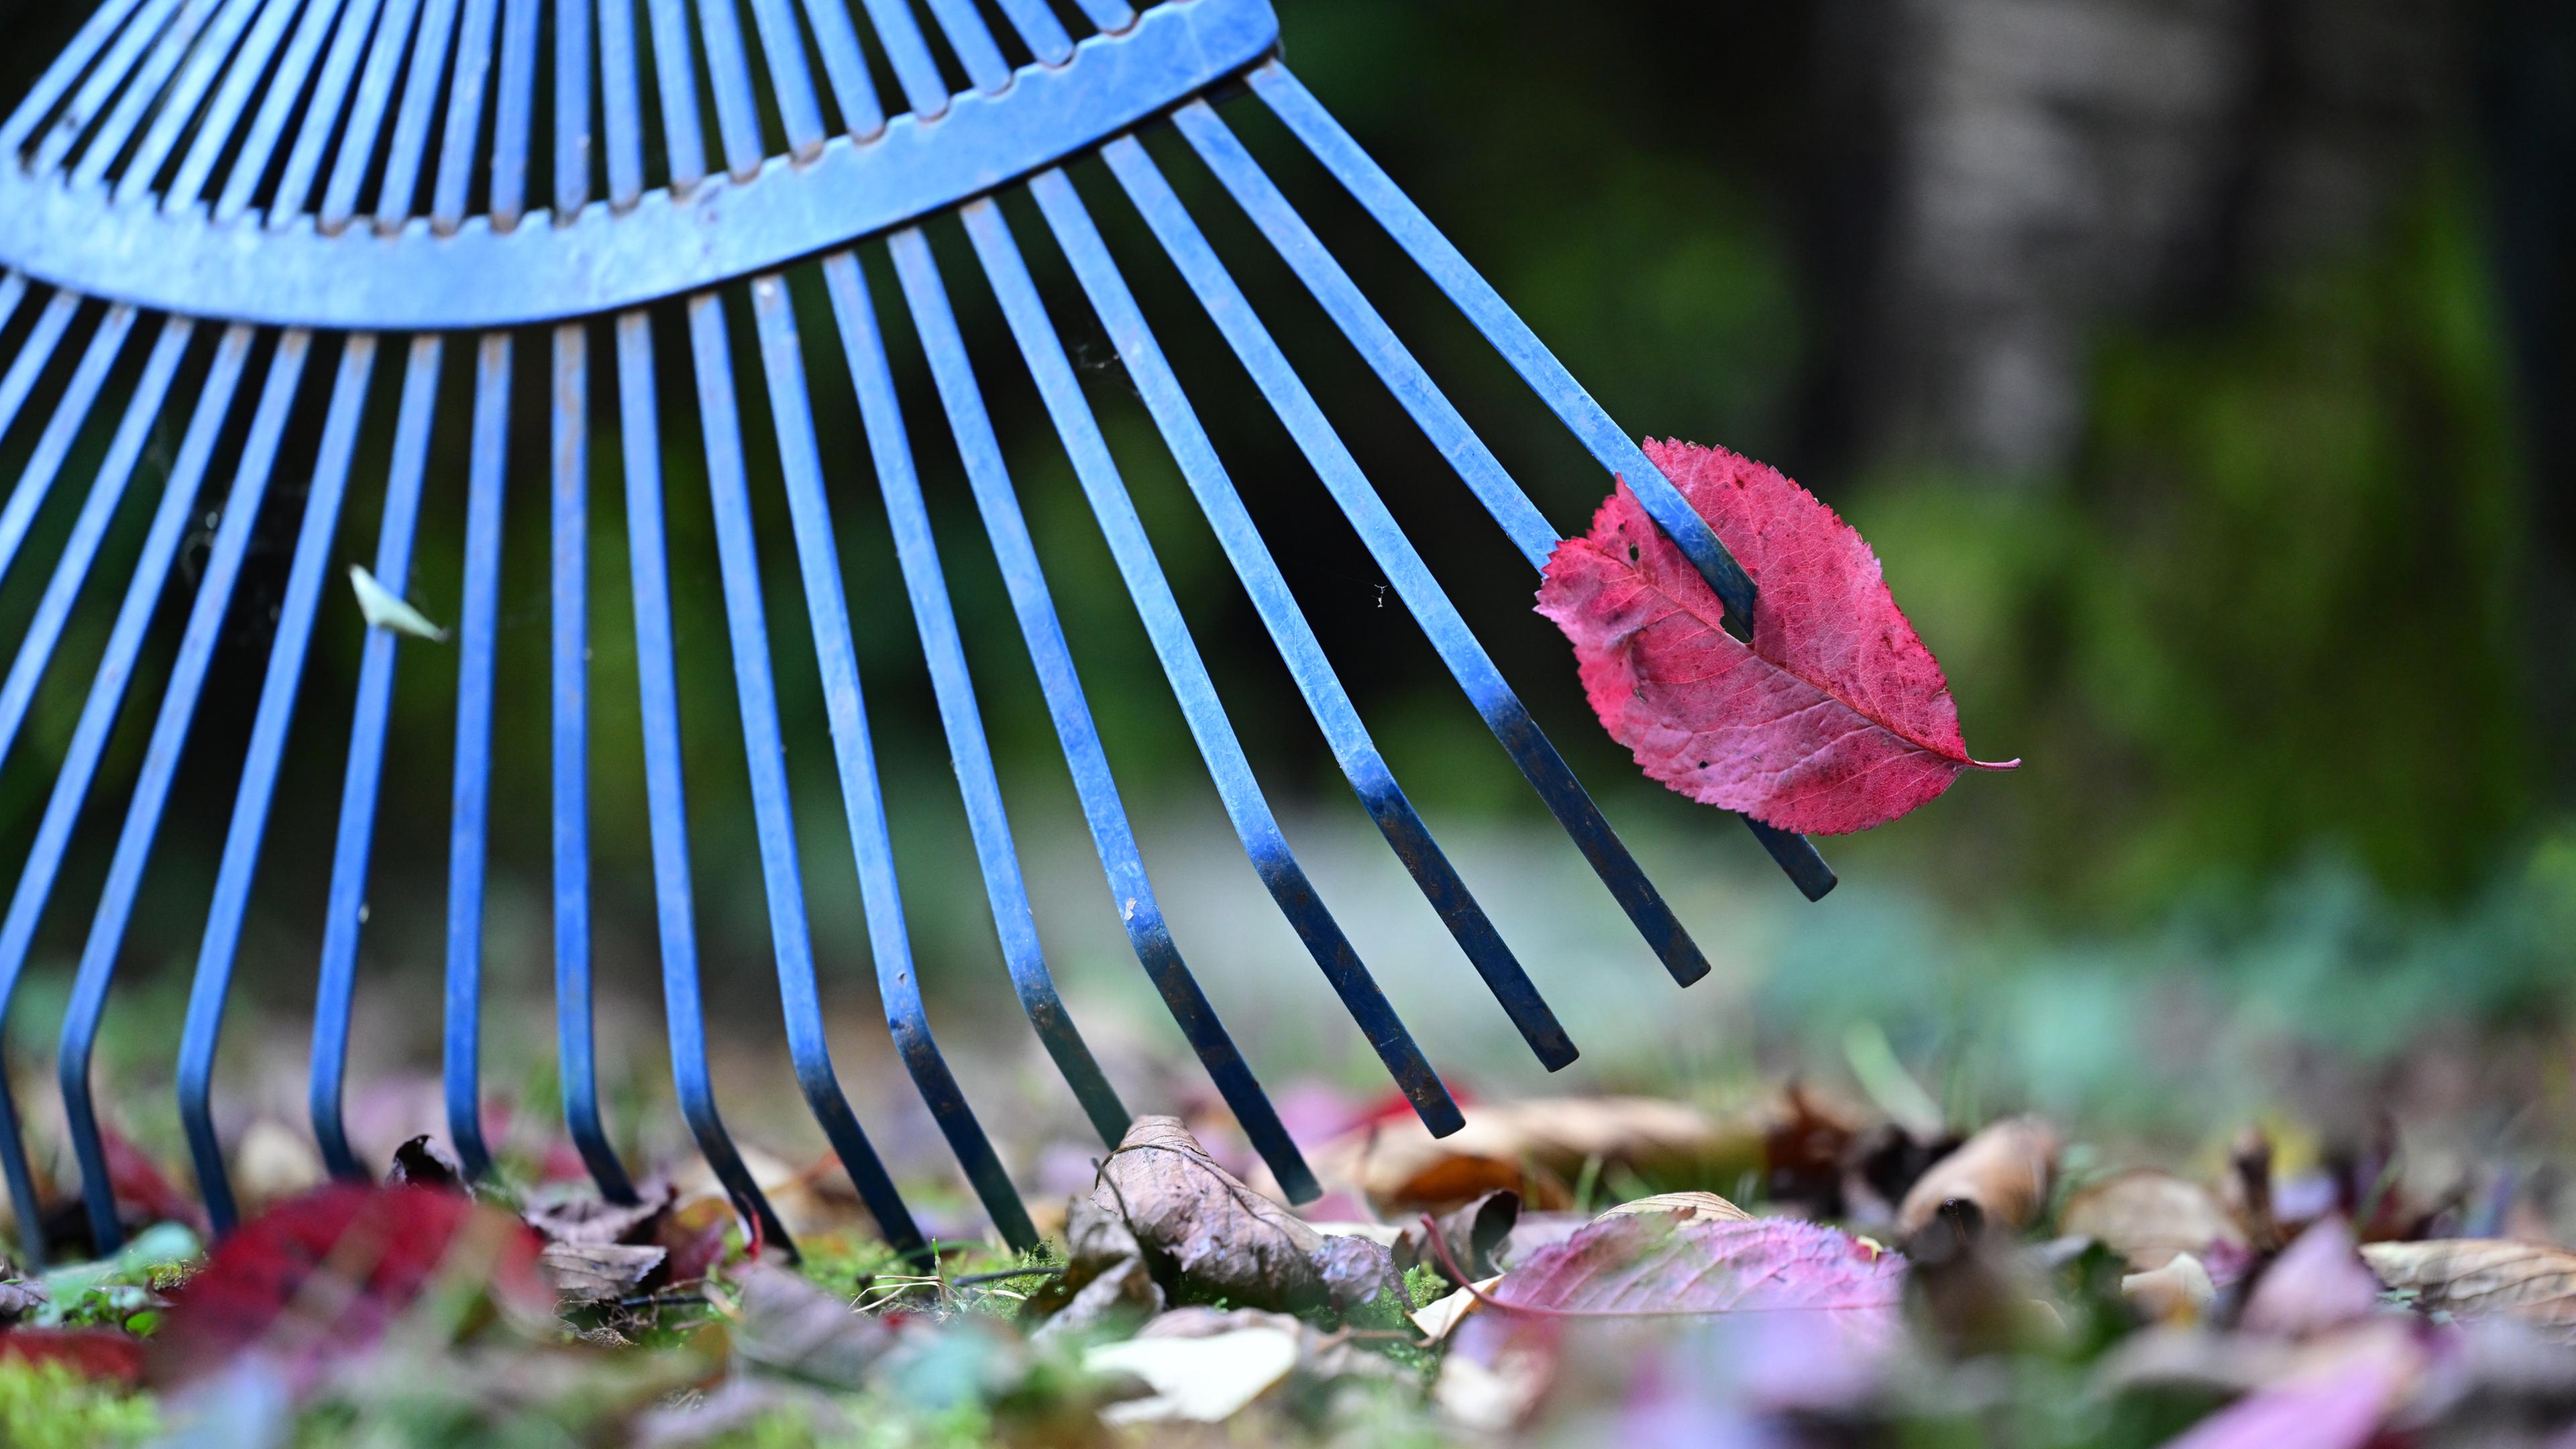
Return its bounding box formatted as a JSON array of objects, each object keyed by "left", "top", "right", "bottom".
[
  {"left": 525, "top": 1179, "right": 678, "bottom": 1246},
  {"left": 2361, "top": 1238, "right": 2576, "bottom": 1339},
  {"left": 1594, "top": 1190, "right": 1754, "bottom": 1226},
  {"left": 1291, "top": 1096, "right": 1766, "bottom": 1215},
  {"left": 2061, "top": 1170, "right": 2246, "bottom": 1270},
  {"left": 1071, "top": 1116, "right": 1399, "bottom": 1320},
  {"left": 539, "top": 1242, "right": 667, "bottom": 1305},
  {"left": 1896, "top": 1116, "right": 2060, "bottom": 1240}
]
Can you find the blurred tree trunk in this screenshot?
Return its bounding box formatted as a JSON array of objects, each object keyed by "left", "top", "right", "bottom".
[{"left": 1801, "top": 0, "right": 2465, "bottom": 483}]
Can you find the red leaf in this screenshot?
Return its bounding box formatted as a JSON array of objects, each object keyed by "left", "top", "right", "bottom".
[
  {"left": 1493, "top": 1213, "right": 1905, "bottom": 1324},
  {"left": 148, "top": 1184, "right": 545, "bottom": 1391},
  {"left": 1537, "top": 441, "right": 2015, "bottom": 833},
  {"left": 0, "top": 1327, "right": 146, "bottom": 1383},
  {"left": 102, "top": 1126, "right": 206, "bottom": 1235}
]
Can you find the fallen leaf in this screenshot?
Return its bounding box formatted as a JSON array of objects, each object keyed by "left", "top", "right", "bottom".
[
  {"left": 1293, "top": 1095, "right": 1766, "bottom": 1216},
  {"left": 103, "top": 1126, "right": 206, "bottom": 1235},
  {"left": 347, "top": 563, "right": 448, "bottom": 641},
  {"left": 384, "top": 1134, "right": 465, "bottom": 1192},
  {"left": 1088, "top": 1322, "right": 1301, "bottom": 1424},
  {"left": 0, "top": 1326, "right": 146, "bottom": 1383},
  {"left": 2243, "top": 1219, "right": 2383, "bottom": 1338},
  {"left": 148, "top": 1183, "right": 546, "bottom": 1391},
  {"left": 2121, "top": 1252, "right": 2216, "bottom": 1324},
  {"left": 0, "top": 1279, "right": 44, "bottom": 1322},
  {"left": 2157, "top": 1332, "right": 2411, "bottom": 1449},
  {"left": 1895, "top": 1116, "right": 2059, "bottom": 1240},
  {"left": 1535, "top": 440, "right": 2015, "bottom": 834},
  {"left": 523, "top": 1179, "right": 677, "bottom": 1247},
  {"left": 2362, "top": 1238, "right": 2576, "bottom": 1340},
  {"left": 1595, "top": 1191, "right": 1753, "bottom": 1227},
  {"left": 233, "top": 1119, "right": 325, "bottom": 1208},
  {"left": 1432, "top": 1336, "right": 1554, "bottom": 1432},
  {"left": 1410, "top": 1275, "right": 1504, "bottom": 1344},
  {"left": 1397, "top": 1190, "right": 1521, "bottom": 1284},
  {"left": 1069, "top": 1116, "right": 1399, "bottom": 1321},
  {"left": 728, "top": 1261, "right": 896, "bottom": 1389},
  {"left": 2061, "top": 1169, "right": 2247, "bottom": 1271},
  {"left": 1484, "top": 1212, "right": 1904, "bottom": 1326},
  {"left": 539, "top": 1242, "right": 666, "bottom": 1306}
]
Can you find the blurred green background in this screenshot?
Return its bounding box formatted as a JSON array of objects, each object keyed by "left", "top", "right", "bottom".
[{"left": 0, "top": 0, "right": 2571, "bottom": 1197}]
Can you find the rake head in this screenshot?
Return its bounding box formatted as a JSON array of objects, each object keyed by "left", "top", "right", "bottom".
[{"left": 0, "top": 0, "right": 1833, "bottom": 1267}]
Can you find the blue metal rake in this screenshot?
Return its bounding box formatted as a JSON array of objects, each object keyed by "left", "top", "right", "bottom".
[{"left": 0, "top": 0, "right": 1833, "bottom": 1268}]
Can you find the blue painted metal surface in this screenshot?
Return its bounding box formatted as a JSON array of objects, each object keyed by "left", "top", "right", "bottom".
[
  {"left": 0, "top": 0, "right": 1283, "bottom": 329},
  {"left": 0, "top": 0, "right": 1833, "bottom": 1258}
]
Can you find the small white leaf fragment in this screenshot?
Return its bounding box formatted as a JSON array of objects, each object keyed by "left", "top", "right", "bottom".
[
  {"left": 1087, "top": 1327, "right": 1299, "bottom": 1424},
  {"left": 1409, "top": 1274, "right": 1504, "bottom": 1344},
  {"left": 348, "top": 564, "right": 447, "bottom": 642}
]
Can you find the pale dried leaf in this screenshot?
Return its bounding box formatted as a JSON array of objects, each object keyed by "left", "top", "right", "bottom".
[
  {"left": 348, "top": 564, "right": 448, "bottom": 642},
  {"left": 1896, "top": 1116, "right": 2059, "bottom": 1239},
  {"left": 1291, "top": 1096, "right": 1766, "bottom": 1214},
  {"left": 1089, "top": 1326, "right": 1299, "bottom": 1424},
  {"left": 2061, "top": 1170, "right": 2245, "bottom": 1270},
  {"left": 2362, "top": 1238, "right": 2576, "bottom": 1340},
  {"left": 2121, "top": 1252, "right": 2214, "bottom": 1324},
  {"left": 1595, "top": 1191, "right": 1752, "bottom": 1226},
  {"left": 1409, "top": 1276, "right": 1503, "bottom": 1344},
  {"left": 539, "top": 1242, "right": 665, "bottom": 1305}
]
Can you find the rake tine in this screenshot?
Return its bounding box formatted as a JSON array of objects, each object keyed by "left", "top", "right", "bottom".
[
  {"left": 0, "top": 292, "right": 83, "bottom": 447},
  {"left": 1170, "top": 105, "right": 1552, "bottom": 568},
  {"left": 879, "top": 231, "right": 1131, "bottom": 1148},
  {"left": 252, "top": 0, "right": 380, "bottom": 224},
  {"left": 366, "top": 0, "right": 465, "bottom": 231},
  {"left": 987, "top": 0, "right": 1071, "bottom": 63},
  {"left": 441, "top": 333, "right": 508, "bottom": 1181},
  {"left": 0, "top": 317, "right": 186, "bottom": 829},
  {"left": 0, "top": 305, "right": 139, "bottom": 598},
  {"left": 614, "top": 308, "right": 798, "bottom": 1257},
  {"left": 795, "top": 0, "right": 883, "bottom": 140},
  {"left": 955, "top": 199, "right": 1319, "bottom": 1197},
  {"left": 1028, "top": 167, "right": 1466, "bottom": 1138},
  {"left": 0, "top": 275, "right": 24, "bottom": 332},
  {"left": 547, "top": 0, "right": 639, "bottom": 1203},
  {"left": 303, "top": 334, "right": 442, "bottom": 1191},
  {"left": 1095, "top": 137, "right": 1576, "bottom": 1062},
  {"left": 317, "top": 0, "right": 425, "bottom": 230},
  {"left": 642, "top": 0, "right": 708, "bottom": 191},
  {"left": 29, "top": 0, "right": 189, "bottom": 177},
  {"left": 690, "top": 290, "right": 936, "bottom": 1256},
  {"left": 0, "top": 0, "right": 153, "bottom": 158},
  {"left": 550, "top": 322, "right": 637, "bottom": 1201},
  {"left": 855, "top": 0, "right": 950, "bottom": 118},
  {"left": 427, "top": 0, "right": 502, "bottom": 233},
  {"left": 737, "top": 268, "right": 981, "bottom": 1251},
  {"left": 1248, "top": 62, "right": 1839, "bottom": 902},
  {"left": 164, "top": 333, "right": 372, "bottom": 1236},
  {"left": 1066, "top": 1, "right": 1136, "bottom": 36},
  {"left": 1166, "top": 101, "right": 1717, "bottom": 989},
  {"left": 918, "top": 0, "right": 1008, "bottom": 91},
  {"left": 688, "top": 0, "right": 764, "bottom": 177},
  {"left": 596, "top": 0, "right": 646, "bottom": 207},
  {"left": 0, "top": 321, "right": 231, "bottom": 1267},
  {"left": 802, "top": 261, "right": 1040, "bottom": 1248},
  {"left": 482, "top": 0, "right": 538, "bottom": 227},
  {"left": 109, "top": 0, "right": 269, "bottom": 205},
  {"left": 64, "top": 329, "right": 317, "bottom": 1253},
  {"left": 66, "top": 0, "right": 228, "bottom": 191},
  {"left": 737, "top": 0, "right": 824, "bottom": 160},
  {"left": 162, "top": 0, "right": 316, "bottom": 210}
]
